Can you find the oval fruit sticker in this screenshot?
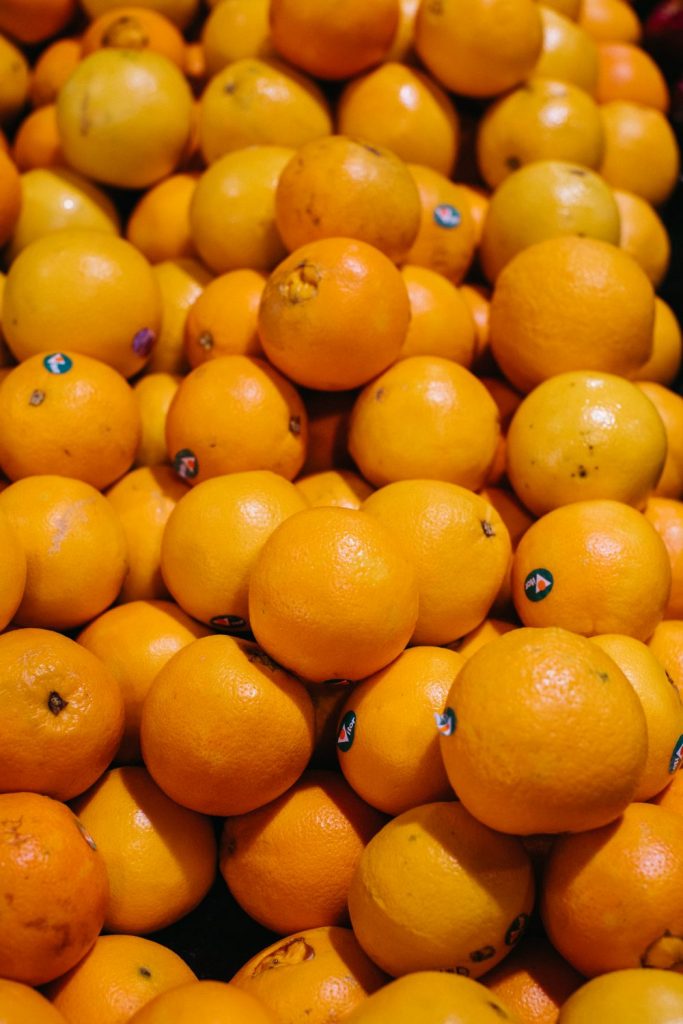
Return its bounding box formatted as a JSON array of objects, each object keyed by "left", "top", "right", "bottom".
[
  {"left": 433, "top": 203, "right": 461, "bottom": 228},
  {"left": 43, "top": 352, "right": 73, "bottom": 375},
  {"left": 337, "top": 711, "right": 356, "bottom": 752},
  {"left": 435, "top": 708, "right": 456, "bottom": 736},
  {"left": 173, "top": 448, "right": 199, "bottom": 481},
  {"left": 524, "top": 568, "right": 554, "bottom": 602}
]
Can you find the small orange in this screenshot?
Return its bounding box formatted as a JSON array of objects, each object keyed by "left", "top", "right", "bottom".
[
  {"left": 274, "top": 135, "right": 421, "bottom": 264},
  {"left": 140, "top": 634, "right": 315, "bottom": 815},
  {"left": 190, "top": 145, "right": 294, "bottom": 272},
  {"left": 300, "top": 388, "right": 356, "bottom": 475},
  {"left": 337, "top": 62, "right": 460, "bottom": 177},
  {"left": 125, "top": 173, "right": 198, "bottom": 265},
  {"left": 476, "top": 78, "right": 604, "bottom": 189},
  {"left": 489, "top": 236, "right": 655, "bottom": 393},
  {"left": 160, "top": 470, "right": 306, "bottom": 630},
  {"left": 29, "top": 38, "right": 82, "bottom": 108},
  {"left": 184, "top": 269, "right": 266, "bottom": 366},
  {"left": 0, "top": 507, "right": 26, "bottom": 630},
  {"left": 257, "top": 237, "right": 410, "bottom": 391},
  {"left": 221, "top": 770, "right": 386, "bottom": 934},
  {"left": 403, "top": 163, "right": 477, "bottom": 283},
  {"left": 455, "top": 617, "right": 519, "bottom": 660},
  {"left": 149, "top": 258, "right": 211, "bottom": 375},
  {"left": 248, "top": 506, "right": 419, "bottom": 683},
  {"left": 201, "top": 0, "right": 273, "bottom": 74},
  {"left": 81, "top": 7, "right": 187, "bottom": 67},
  {"left": 72, "top": 766, "right": 216, "bottom": 935},
  {"left": 440, "top": 626, "right": 648, "bottom": 834},
  {"left": 399, "top": 265, "right": 476, "bottom": 364},
  {"left": 644, "top": 497, "right": 683, "bottom": 619},
  {"left": 0, "top": 626, "right": 124, "bottom": 800},
  {"left": 126, "top": 980, "right": 277, "bottom": 1023},
  {"left": 0, "top": 149, "right": 20, "bottom": 248},
  {"left": 165, "top": 355, "right": 308, "bottom": 484},
  {"left": 46, "top": 934, "right": 196, "bottom": 1024},
  {"left": 348, "top": 801, "right": 535, "bottom": 977},
  {"left": 483, "top": 933, "right": 585, "bottom": 1024},
  {"left": 0, "top": 351, "right": 141, "bottom": 490},
  {"left": 613, "top": 188, "right": 671, "bottom": 287},
  {"left": 0, "top": 475, "right": 128, "bottom": 630},
  {"left": 511, "top": 499, "right": 671, "bottom": 640},
  {"left": 295, "top": 469, "right": 373, "bottom": 509},
  {"left": 348, "top": 356, "right": 500, "bottom": 491},
  {"left": 0, "top": 33, "right": 30, "bottom": 124},
  {"left": 105, "top": 465, "right": 188, "bottom": 603},
  {"left": 232, "top": 926, "right": 387, "bottom": 1024},
  {"left": 10, "top": 104, "right": 63, "bottom": 172},
  {"left": 2, "top": 229, "right": 162, "bottom": 379},
  {"left": 557, "top": 969, "right": 683, "bottom": 1024},
  {"left": 648, "top": 620, "right": 683, "bottom": 696},
  {"left": 414, "top": 0, "right": 542, "bottom": 97},
  {"left": 344, "top": 971, "right": 520, "bottom": 1024},
  {"left": 480, "top": 377, "right": 524, "bottom": 486},
  {"left": 77, "top": 600, "right": 208, "bottom": 764},
  {"left": 336, "top": 645, "right": 464, "bottom": 814},
  {"left": 0, "top": 980, "right": 68, "bottom": 1024},
  {"left": 633, "top": 298, "right": 683, "bottom": 386},
  {"left": 461, "top": 283, "right": 491, "bottom": 361},
  {"left": 598, "top": 100, "right": 680, "bottom": 206},
  {"left": 532, "top": 5, "right": 600, "bottom": 93},
  {"left": 542, "top": 802, "right": 683, "bottom": 975},
  {"left": 80, "top": 0, "right": 200, "bottom": 28},
  {"left": 579, "top": 0, "right": 642, "bottom": 41},
  {"left": 0, "top": 0, "right": 77, "bottom": 44},
  {"left": 0, "top": 791, "right": 109, "bottom": 986},
  {"left": 638, "top": 381, "right": 683, "bottom": 499},
  {"left": 199, "top": 57, "right": 332, "bottom": 165},
  {"left": 132, "top": 372, "right": 182, "bottom": 467},
  {"left": 268, "top": 0, "right": 398, "bottom": 80},
  {"left": 596, "top": 41, "right": 669, "bottom": 109}
]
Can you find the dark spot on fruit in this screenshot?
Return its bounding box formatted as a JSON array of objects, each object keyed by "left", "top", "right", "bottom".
[
  {"left": 29, "top": 389, "right": 45, "bottom": 406},
  {"left": 375, "top": 388, "right": 385, "bottom": 401},
  {"left": 481, "top": 520, "right": 495, "bottom": 537},
  {"left": 198, "top": 331, "right": 213, "bottom": 351},
  {"left": 48, "top": 691, "right": 68, "bottom": 715},
  {"left": 63, "top": 448, "right": 72, "bottom": 457},
  {"left": 505, "top": 155, "right": 521, "bottom": 171},
  {"left": 223, "top": 80, "right": 236, "bottom": 94},
  {"left": 597, "top": 670, "right": 609, "bottom": 682},
  {"left": 138, "top": 966, "right": 152, "bottom": 978},
  {"left": 487, "top": 1003, "right": 509, "bottom": 1019},
  {"left": 577, "top": 465, "right": 588, "bottom": 477},
  {"left": 362, "top": 143, "right": 383, "bottom": 156},
  {"left": 289, "top": 415, "right": 301, "bottom": 436},
  {"left": 470, "top": 945, "right": 496, "bottom": 962},
  {"left": 569, "top": 168, "right": 586, "bottom": 176},
  {"left": 74, "top": 818, "right": 98, "bottom": 851}
]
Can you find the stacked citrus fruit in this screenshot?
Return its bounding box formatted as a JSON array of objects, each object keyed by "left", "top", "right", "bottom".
[{"left": 0, "top": 0, "right": 681, "bottom": 1021}]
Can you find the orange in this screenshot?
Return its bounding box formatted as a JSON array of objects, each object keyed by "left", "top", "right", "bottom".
[
  {"left": 402, "top": 163, "right": 477, "bottom": 283},
  {"left": 344, "top": 972, "right": 519, "bottom": 1024},
  {"left": 598, "top": 100, "right": 680, "bottom": 206},
  {"left": 184, "top": 269, "right": 266, "bottom": 366},
  {"left": 81, "top": 7, "right": 187, "bottom": 67},
  {"left": 386, "top": 0, "right": 421, "bottom": 60},
  {"left": 533, "top": 5, "right": 600, "bottom": 93},
  {"left": 479, "top": 484, "right": 534, "bottom": 549},
  {"left": 0, "top": 980, "right": 68, "bottom": 1024},
  {"left": 542, "top": 802, "right": 683, "bottom": 975},
  {"left": 399, "top": 265, "right": 476, "bottom": 364},
  {"left": 56, "top": 49, "right": 194, "bottom": 190},
  {"left": 483, "top": 933, "right": 585, "bottom": 1024},
  {"left": 232, "top": 926, "right": 387, "bottom": 1024},
  {"left": 505, "top": 370, "right": 667, "bottom": 515},
  {"left": 46, "top": 934, "right": 196, "bottom": 1024},
  {"left": 11, "top": 104, "right": 64, "bottom": 172},
  {"left": 511, "top": 500, "right": 671, "bottom": 640},
  {"left": 199, "top": 57, "right": 332, "bottom": 165},
  {"left": 80, "top": 0, "right": 200, "bottom": 28},
  {"left": 461, "top": 283, "right": 491, "bottom": 361},
  {"left": 0, "top": 475, "right": 127, "bottom": 630},
  {"left": 638, "top": 381, "right": 683, "bottom": 499},
  {"left": 105, "top": 465, "right": 188, "bottom": 603},
  {"left": 0, "top": 34, "right": 30, "bottom": 124},
  {"left": 274, "top": 135, "right": 421, "bottom": 264},
  {"left": 479, "top": 160, "right": 620, "bottom": 281},
  {"left": 29, "top": 38, "right": 82, "bottom": 108},
  {"left": 0, "top": 508, "right": 25, "bottom": 629},
  {"left": 5, "top": 167, "right": 120, "bottom": 265},
  {"left": 591, "top": 632, "right": 683, "bottom": 800},
  {"left": 579, "top": 0, "right": 642, "bottom": 41},
  {"left": 2, "top": 229, "right": 162, "bottom": 379},
  {"left": 164, "top": 355, "right": 308, "bottom": 484},
  {"left": 633, "top": 297, "right": 683, "bottom": 386},
  {"left": 295, "top": 469, "right": 373, "bottom": 509},
  {"left": 221, "top": 770, "right": 385, "bottom": 934},
  {"left": 190, "top": 145, "right": 293, "bottom": 273},
  {"left": 337, "top": 62, "right": 460, "bottom": 177},
  {"left": 0, "top": 351, "right": 140, "bottom": 490},
  {"left": 0, "top": 150, "right": 20, "bottom": 249},
  {"left": 336, "top": 645, "right": 464, "bottom": 814},
  {"left": 596, "top": 41, "right": 669, "bottom": 109},
  {"left": 613, "top": 188, "right": 671, "bottom": 287},
  {"left": 455, "top": 617, "right": 519, "bottom": 659},
  {"left": 72, "top": 766, "right": 216, "bottom": 935},
  {"left": 149, "top": 258, "right": 211, "bottom": 375},
  {"left": 653, "top": 769, "right": 683, "bottom": 816},
  {"left": 480, "top": 378, "right": 524, "bottom": 487},
  {"left": 476, "top": 78, "right": 604, "bottom": 189},
  {"left": 489, "top": 236, "right": 655, "bottom": 393},
  {"left": 77, "top": 600, "right": 208, "bottom": 764},
  {"left": 132, "top": 372, "right": 181, "bottom": 467},
  {"left": 201, "top": 0, "right": 273, "bottom": 75},
  {"left": 648, "top": 620, "right": 683, "bottom": 696},
  {"left": 248, "top": 506, "right": 419, "bottom": 683},
  {"left": 257, "top": 237, "right": 410, "bottom": 391},
  {"left": 0, "top": 0, "right": 77, "bottom": 44},
  {"left": 457, "top": 184, "right": 489, "bottom": 245},
  {"left": 160, "top": 470, "right": 306, "bottom": 630},
  {"left": 140, "top": 634, "right": 315, "bottom": 815},
  {"left": 362, "top": 479, "right": 511, "bottom": 645},
  {"left": 414, "top": 0, "right": 542, "bottom": 97},
  {"left": 125, "top": 173, "right": 198, "bottom": 265},
  {"left": 348, "top": 356, "right": 500, "bottom": 490},
  {"left": 268, "top": 0, "right": 398, "bottom": 80},
  {"left": 0, "top": 791, "right": 109, "bottom": 985},
  {"left": 440, "top": 625, "right": 648, "bottom": 834},
  {"left": 0, "top": 626, "right": 123, "bottom": 800},
  {"left": 557, "top": 969, "right": 683, "bottom": 1023},
  {"left": 348, "top": 801, "right": 535, "bottom": 977},
  {"left": 300, "top": 388, "right": 355, "bottom": 475},
  {"left": 308, "top": 683, "right": 356, "bottom": 770},
  {"left": 126, "top": 980, "right": 277, "bottom": 1023},
  {"left": 645, "top": 498, "right": 683, "bottom": 619}
]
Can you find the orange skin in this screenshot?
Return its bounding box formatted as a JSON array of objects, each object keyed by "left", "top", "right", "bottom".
[
  {"left": 484, "top": 933, "right": 585, "bottom": 1024},
  {"left": 648, "top": 620, "right": 683, "bottom": 697},
  {"left": 632, "top": 298, "right": 682, "bottom": 386},
  {"left": 125, "top": 980, "right": 278, "bottom": 1023},
  {"left": 0, "top": 0, "right": 77, "bottom": 43},
  {"left": 598, "top": 101, "right": 680, "bottom": 206},
  {"left": 579, "top": 0, "right": 642, "bottom": 41},
  {"left": 596, "top": 41, "right": 669, "bottom": 110},
  {"left": 0, "top": 508, "right": 26, "bottom": 629},
  {"left": 638, "top": 382, "right": 683, "bottom": 499},
  {"left": 126, "top": 173, "right": 199, "bottom": 265},
  {"left": 399, "top": 265, "right": 476, "bottom": 364},
  {"left": 29, "top": 38, "right": 83, "bottom": 108},
  {"left": 185, "top": 270, "right": 266, "bottom": 366},
  {"left": 11, "top": 105, "right": 64, "bottom": 172},
  {"left": 0, "top": 980, "right": 69, "bottom": 1023},
  {"left": 0, "top": 149, "right": 21, "bottom": 247},
  {"left": 81, "top": 7, "right": 187, "bottom": 66},
  {"left": 533, "top": 4, "right": 600, "bottom": 95},
  {"left": 403, "top": 163, "right": 478, "bottom": 283},
  {"left": 201, "top": 0, "right": 274, "bottom": 75},
  {"left": 645, "top": 498, "right": 683, "bottom": 620}
]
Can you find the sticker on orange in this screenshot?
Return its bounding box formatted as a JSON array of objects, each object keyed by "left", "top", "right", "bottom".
[
  {"left": 435, "top": 707, "right": 456, "bottom": 736},
  {"left": 524, "top": 568, "right": 554, "bottom": 602},
  {"left": 43, "top": 352, "right": 73, "bottom": 375},
  {"left": 337, "top": 710, "right": 357, "bottom": 752},
  {"left": 433, "top": 203, "right": 461, "bottom": 228}
]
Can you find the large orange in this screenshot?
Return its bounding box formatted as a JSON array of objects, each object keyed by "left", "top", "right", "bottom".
[
  {"left": 558, "top": 969, "right": 683, "bottom": 1024},
  {"left": 126, "top": 981, "right": 277, "bottom": 1023},
  {"left": 344, "top": 972, "right": 519, "bottom": 1024}
]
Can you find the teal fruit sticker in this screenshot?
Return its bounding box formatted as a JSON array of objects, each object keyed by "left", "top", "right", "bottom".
[
  {"left": 524, "top": 568, "right": 554, "bottom": 602},
  {"left": 670, "top": 734, "right": 683, "bottom": 773},
  {"left": 337, "top": 711, "right": 356, "bottom": 752},
  {"left": 43, "top": 352, "right": 73, "bottom": 375},
  {"left": 173, "top": 448, "right": 199, "bottom": 481},
  {"left": 505, "top": 913, "right": 530, "bottom": 946},
  {"left": 433, "top": 203, "right": 461, "bottom": 228},
  {"left": 435, "top": 708, "right": 456, "bottom": 736}
]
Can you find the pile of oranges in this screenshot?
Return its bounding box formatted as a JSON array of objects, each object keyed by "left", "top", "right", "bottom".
[{"left": 0, "top": 0, "right": 682, "bottom": 1021}]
